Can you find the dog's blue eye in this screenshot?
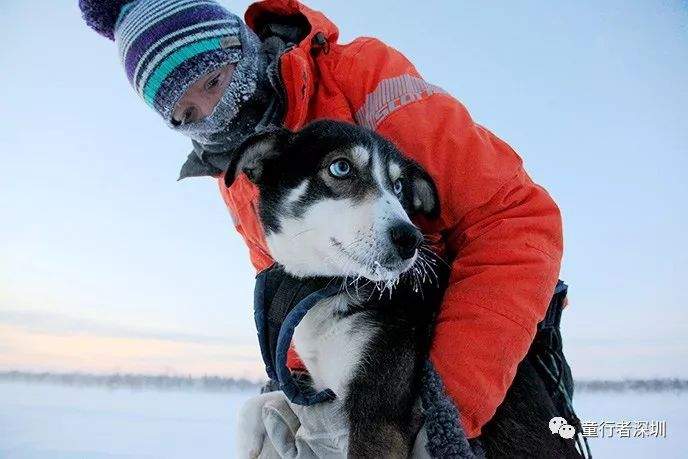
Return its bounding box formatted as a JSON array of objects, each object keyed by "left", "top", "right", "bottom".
[
  {"left": 329, "top": 159, "right": 352, "bottom": 178},
  {"left": 393, "top": 179, "right": 403, "bottom": 195}
]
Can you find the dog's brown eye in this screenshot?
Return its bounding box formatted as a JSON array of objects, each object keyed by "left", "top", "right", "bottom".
[{"left": 329, "top": 159, "right": 352, "bottom": 178}]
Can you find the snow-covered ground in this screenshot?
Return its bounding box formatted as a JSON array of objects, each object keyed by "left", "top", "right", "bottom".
[
  {"left": 0, "top": 382, "right": 252, "bottom": 458},
  {"left": 0, "top": 381, "right": 685, "bottom": 458}
]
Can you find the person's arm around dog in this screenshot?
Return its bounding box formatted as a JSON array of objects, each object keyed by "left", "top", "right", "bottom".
[{"left": 334, "top": 37, "right": 564, "bottom": 438}]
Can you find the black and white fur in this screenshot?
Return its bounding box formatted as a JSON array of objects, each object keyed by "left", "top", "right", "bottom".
[
  {"left": 227, "top": 120, "right": 444, "bottom": 458},
  {"left": 228, "top": 121, "right": 580, "bottom": 458}
]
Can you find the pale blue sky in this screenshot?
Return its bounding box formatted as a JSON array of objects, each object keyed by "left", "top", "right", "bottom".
[{"left": 1, "top": 0, "right": 686, "bottom": 379}]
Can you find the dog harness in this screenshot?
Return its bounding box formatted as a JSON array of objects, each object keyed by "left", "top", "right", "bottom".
[{"left": 253, "top": 264, "right": 341, "bottom": 405}]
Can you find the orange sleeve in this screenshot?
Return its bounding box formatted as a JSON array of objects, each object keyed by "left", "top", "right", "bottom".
[{"left": 335, "top": 38, "right": 563, "bottom": 438}]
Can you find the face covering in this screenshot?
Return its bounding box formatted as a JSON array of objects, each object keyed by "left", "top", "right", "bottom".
[
  {"left": 172, "top": 25, "right": 264, "bottom": 146},
  {"left": 176, "top": 35, "right": 288, "bottom": 180}
]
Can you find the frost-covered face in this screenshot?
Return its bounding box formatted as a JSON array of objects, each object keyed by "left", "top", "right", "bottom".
[
  {"left": 169, "top": 24, "right": 264, "bottom": 146},
  {"left": 172, "top": 64, "right": 236, "bottom": 126},
  {"left": 224, "top": 121, "right": 440, "bottom": 281}
]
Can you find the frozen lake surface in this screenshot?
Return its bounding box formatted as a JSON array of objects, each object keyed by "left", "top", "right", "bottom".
[{"left": 0, "top": 381, "right": 685, "bottom": 458}]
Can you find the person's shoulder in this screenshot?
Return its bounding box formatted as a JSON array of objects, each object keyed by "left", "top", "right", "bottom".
[
  {"left": 335, "top": 36, "right": 392, "bottom": 60},
  {"left": 331, "top": 36, "right": 412, "bottom": 79}
]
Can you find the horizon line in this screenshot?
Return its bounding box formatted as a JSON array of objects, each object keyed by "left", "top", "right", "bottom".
[{"left": 2, "top": 370, "right": 687, "bottom": 394}]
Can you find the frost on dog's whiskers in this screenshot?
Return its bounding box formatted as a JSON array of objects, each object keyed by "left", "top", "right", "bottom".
[{"left": 339, "top": 237, "right": 444, "bottom": 302}]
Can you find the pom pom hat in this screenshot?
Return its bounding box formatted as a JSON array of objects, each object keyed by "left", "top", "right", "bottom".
[{"left": 79, "top": 0, "right": 260, "bottom": 123}]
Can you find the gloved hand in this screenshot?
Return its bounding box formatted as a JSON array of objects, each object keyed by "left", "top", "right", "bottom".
[{"left": 236, "top": 391, "right": 431, "bottom": 458}]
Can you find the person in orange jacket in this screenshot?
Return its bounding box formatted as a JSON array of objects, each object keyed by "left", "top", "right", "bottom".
[{"left": 79, "top": 0, "right": 573, "bottom": 452}]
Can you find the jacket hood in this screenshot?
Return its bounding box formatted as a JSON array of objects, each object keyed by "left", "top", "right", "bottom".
[{"left": 245, "top": 0, "right": 340, "bottom": 48}]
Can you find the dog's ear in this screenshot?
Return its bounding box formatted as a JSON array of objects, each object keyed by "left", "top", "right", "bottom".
[
  {"left": 224, "top": 128, "right": 291, "bottom": 188},
  {"left": 407, "top": 163, "right": 440, "bottom": 219}
]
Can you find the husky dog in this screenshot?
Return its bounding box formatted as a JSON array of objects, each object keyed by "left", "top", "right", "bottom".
[
  {"left": 227, "top": 121, "right": 581, "bottom": 458},
  {"left": 226, "top": 120, "right": 446, "bottom": 457}
]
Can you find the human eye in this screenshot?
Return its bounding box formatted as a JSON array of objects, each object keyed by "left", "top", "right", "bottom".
[
  {"left": 178, "top": 107, "right": 197, "bottom": 125},
  {"left": 205, "top": 72, "right": 222, "bottom": 91}
]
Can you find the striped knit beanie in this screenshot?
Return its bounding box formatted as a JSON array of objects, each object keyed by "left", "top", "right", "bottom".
[{"left": 79, "top": 0, "right": 259, "bottom": 123}]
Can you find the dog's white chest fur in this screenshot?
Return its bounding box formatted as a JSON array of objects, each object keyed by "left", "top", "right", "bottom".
[{"left": 292, "top": 294, "right": 376, "bottom": 399}]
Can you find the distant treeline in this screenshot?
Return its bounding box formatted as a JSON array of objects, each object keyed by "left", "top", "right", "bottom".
[
  {"left": 0, "top": 371, "right": 260, "bottom": 392},
  {"left": 575, "top": 378, "right": 688, "bottom": 393},
  {"left": 1, "top": 371, "right": 687, "bottom": 393}
]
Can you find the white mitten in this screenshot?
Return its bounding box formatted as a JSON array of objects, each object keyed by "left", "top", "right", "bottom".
[
  {"left": 238, "top": 391, "right": 430, "bottom": 458},
  {"left": 236, "top": 391, "right": 290, "bottom": 459}
]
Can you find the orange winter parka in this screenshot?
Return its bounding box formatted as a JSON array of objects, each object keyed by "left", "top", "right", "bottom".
[{"left": 218, "top": 0, "right": 563, "bottom": 438}]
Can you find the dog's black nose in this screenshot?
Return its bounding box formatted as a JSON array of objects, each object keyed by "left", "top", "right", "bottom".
[{"left": 389, "top": 222, "right": 422, "bottom": 260}]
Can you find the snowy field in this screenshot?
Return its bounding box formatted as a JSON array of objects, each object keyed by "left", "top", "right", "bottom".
[{"left": 0, "top": 381, "right": 685, "bottom": 458}]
